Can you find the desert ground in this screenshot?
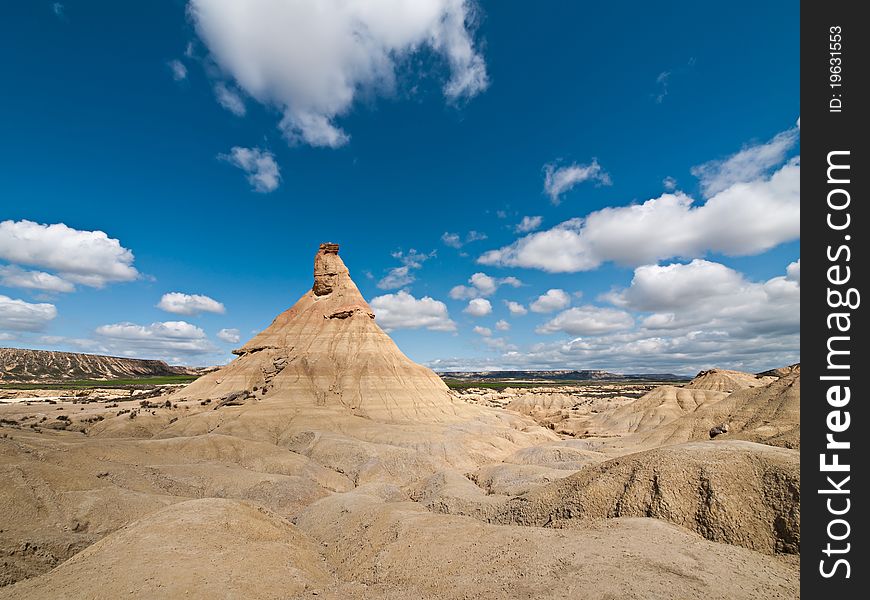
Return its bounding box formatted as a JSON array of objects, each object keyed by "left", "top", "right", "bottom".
[{"left": 0, "top": 244, "right": 800, "bottom": 599}]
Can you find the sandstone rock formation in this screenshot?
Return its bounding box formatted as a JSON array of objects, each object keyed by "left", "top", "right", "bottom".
[{"left": 171, "top": 243, "right": 472, "bottom": 424}]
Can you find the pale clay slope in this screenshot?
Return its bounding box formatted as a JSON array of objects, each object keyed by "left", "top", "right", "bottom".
[
  {"left": 614, "top": 366, "right": 801, "bottom": 451},
  {"left": 1, "top": 499, "right": 336, "bottom": 599},
  {"left": 685, "top": 368, "right": 777, "bottom": 392},
  {"left": 2, "top": 493, "right": 798, "bottom": 600},
  {"left": 0, "top": 244, "right": 800, "bottom": 598}
]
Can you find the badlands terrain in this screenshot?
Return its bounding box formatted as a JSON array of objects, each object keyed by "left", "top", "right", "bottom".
[{"left": 0, "top": 244, "right": 800, "bottom": 599}]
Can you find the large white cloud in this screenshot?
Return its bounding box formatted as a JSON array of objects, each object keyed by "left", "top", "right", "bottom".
[
  {"left": 219, "top": 147, "right": 280, "bottom": 192},
  {"left": 0, "top": 295, "right": 57, "bottom": 331},
  {"left": 0, "top": 220, "right": 138, "bottom": 287},
  {"left": 370, "top": 290, "right": 456, "bottom": 331},
  {"left": 609, "top": 259, "right": 800, "bottom": 338},
  {"left": 157, "top": 292, "right": 226, "bottom": 316},
  {"left": 449, "top": 272, "right": 521, "bottom": 300},
  {"left": 608, "top": 260, "right": 748, "bottom": 311},
  {"left": 480, "top": 158, "right": 799, "bottom": 273},
  {"left": 0, "top": 265, "right": 74, "bottom": 293},
  {"left": 95, "top": 320, "right": 215, "bottom": 355},
  {"left": 480, "top": 125, "right": 800, "bottom": 273},
  {"left": 189, "top": 0, "right": 488, "bottom": 147}
]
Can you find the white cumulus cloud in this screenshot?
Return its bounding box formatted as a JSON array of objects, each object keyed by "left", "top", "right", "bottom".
[
  {"left": 495, "top": 319, "right": 510, "bottom": 331},
  {"left": 472, "top": 325, "right": 491, "bottom": 337},
  {"left": 607, "top": 259, "right": 800, "bottom": 338},
  {"left": 95, "top": 320, "right": 215, "bottom": 355},
  {"left": 370, "top": 290, "right": 456, "bottom": 332},
  {"left": 505, "top": 300, "right": 528, "bottom": 316},
  {"left": 536, "top": 305, "right": 634, "bottom": 335},
  {"left": 188, "top": 0, "right": 489, "bottom": 147},
  {"left": 449, "top": 272, "right": 521, "bottom": 300},
  {"left": 529, "top": 288, "right": 570, "bottom": 313},
  {"left": 0, "top": 265, "right": 74, "bottom": 293},
  {"left": 480, "top": 157, "right": 799, "bottom": 273},
  {"left": 157, "top": 292, "right": 226, "bottom": 315},
  {"left": 463, "top": 297, "right": 492, "bottom": 317},
  {"left": 0, "top": 220, "right": 139, "bottom": 287},
  {"left": 219, "top": 146, "right": 281, "bottom": 193},
  {"left": 0, "top": 295, "right": 57, "bottom": 331}
]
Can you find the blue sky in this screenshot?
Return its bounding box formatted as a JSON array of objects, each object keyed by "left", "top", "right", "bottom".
[{"left": 0, "top": 1, "right": 799, "bottom": 374}]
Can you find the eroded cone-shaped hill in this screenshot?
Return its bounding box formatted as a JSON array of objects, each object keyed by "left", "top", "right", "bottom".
[
  {"left": 685, "top": 368, "right": 776, "bottom": 392},
  {"left": 175, "top": 243, "right": 463, "bottom": 423},
  {"left": 587, "top": 386, "right": 728, "bottom": 436},
  {"left": 626, "top": 367, "right": 801, "bottom": 450}
]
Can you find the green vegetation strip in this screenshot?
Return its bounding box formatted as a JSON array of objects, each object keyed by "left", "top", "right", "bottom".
[{"left": 0, "top": 375, "right": 199, "bottom": 390}]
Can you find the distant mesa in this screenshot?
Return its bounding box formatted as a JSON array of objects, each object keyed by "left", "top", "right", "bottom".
[{"left": 0, "top": 348, "right": 201, "bottom": 383}]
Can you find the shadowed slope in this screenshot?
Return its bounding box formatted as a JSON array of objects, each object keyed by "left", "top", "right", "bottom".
[{"left": 493, "top": 440, "right": 800, "bottom": 555}]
